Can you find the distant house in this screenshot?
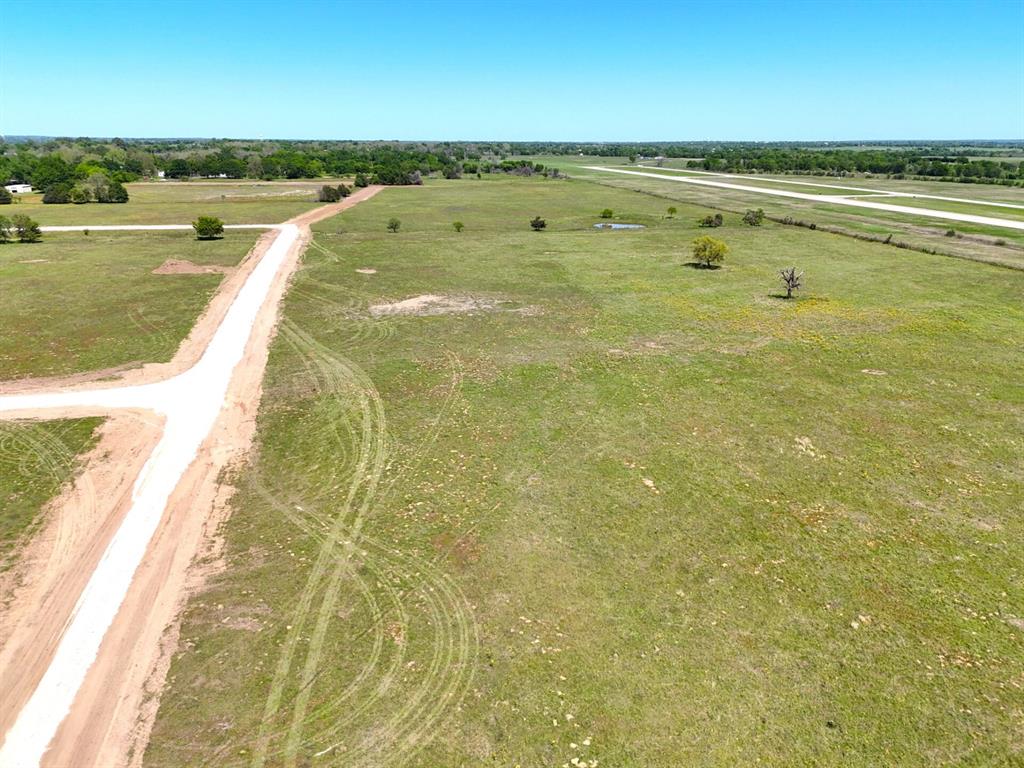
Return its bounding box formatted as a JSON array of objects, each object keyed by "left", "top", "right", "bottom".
[{"left": 4, "top": 183, "right": 32, "bottom": 194}]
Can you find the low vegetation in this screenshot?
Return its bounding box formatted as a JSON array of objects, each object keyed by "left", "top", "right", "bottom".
[
  {"left": 743, "top": 207, "right": 765, "bottom": 226},
  {"left": 0, "top": 230, "right": 259, "bottom": 378},
  {"left": 698, "top": 212, "right": 724, "bottom": 228},
  {"left": 6, "top": 214, "right": 42, "bottom": 243},
  {"left": 145, "top": 177, "right": 1024, "bottom": 766},
  {"left": 317, "top": 183, "right": 351, "bottom": 202},
  {"left": 0, "top": 419, "right": 102, "bottom": 567}
]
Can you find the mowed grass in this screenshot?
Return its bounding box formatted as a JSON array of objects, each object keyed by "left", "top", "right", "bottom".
[
  {"left": 146, "top": 177, "right": 1023, "bottom": 767},
  {"left": 4, "top": 180, "right": 326, "bottom": 225},
  {"left": 0, "top": 418, "right": 101, "bottom": 568},
  {"left": 0, "top": 230, "right": 259, "bottom": 379}
]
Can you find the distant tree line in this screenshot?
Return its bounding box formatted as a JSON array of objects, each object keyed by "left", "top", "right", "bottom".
[
  {"left": 3, "top": 138, "right": 1020, "bottom": 196},
  {"left": 689, "top": 148, "right": 1024, "bottom": 184}
]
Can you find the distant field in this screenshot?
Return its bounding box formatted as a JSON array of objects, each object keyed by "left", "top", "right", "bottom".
[
  {"left": 3, "top": 180, "right": 326, "bottom": 225},
  {"left": 572, "top": 167, "right": 1024, "bottom": 268},
  {"left": 630, "top": 168, "right": 870, "bottom": 196},
  {"left": 146, "top": 177, "right": 1023, "bottom": 767},
  {"left": 635, "top": 160, "right": 1024, "bottom": 201},
  {"left": 0, "top": 418, "right": 101, "bottom": 567},
  {"left": 0, "top": 230, "right": 259, "bottom": 379}
]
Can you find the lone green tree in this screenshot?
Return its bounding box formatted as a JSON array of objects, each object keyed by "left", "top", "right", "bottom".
[
  {"left": 779, "top": 266, "right": 803, "bottom": 298},
  {"left": 354, "top": 172, "right": 370, "bottom": 188},
  {"left": 193, "top": 216, "right": 225, "bottom": 240},
  {"left": 691, "top": 235, "right": 728, "bottom": 268},
  {"left": 666, "top": 206, "right": 677, "bottom": 218},
  {"left": 600, "top": 208, "right": 613, "bottom": 219},
  {"left": 452, "top": 221, "right": 464, "bottom": 232},
  {"left": 530, "top": 216, "right": 546, "bottom": 231},
  {"left": 12, "top": 214, "right": 42, "bottom": 243},
  {"left": 387, "top": 217, "right": 401, "bottom": 233}
]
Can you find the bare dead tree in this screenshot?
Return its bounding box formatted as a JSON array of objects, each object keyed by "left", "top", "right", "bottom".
[{"left": 779, "top": 267, "right": 803, "bottom": 298}]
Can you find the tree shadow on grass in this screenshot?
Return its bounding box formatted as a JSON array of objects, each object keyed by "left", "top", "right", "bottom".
[
  {"left": 682, "top": 262, "right": 722, "bottom": 270},
  {"left": 767, "top": 293, "right": 817, "bottom": 301}
]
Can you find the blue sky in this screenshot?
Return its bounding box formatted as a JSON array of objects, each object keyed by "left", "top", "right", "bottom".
[{"left": 1, "top": 0, "right": 1021, "bottom": 140}]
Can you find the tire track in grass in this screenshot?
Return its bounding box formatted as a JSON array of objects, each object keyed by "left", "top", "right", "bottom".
[
  {"left": 149, "top": 247, "right": 477, "bottom": 767},
  {"left": 278, "top": 320, "right": 388, "bottom": 767},
  {"left": 0, "top": 421, "right": 97, "bottom": 570},
  {"left": 250, "top": 318, "right": 386, "bottom": 768},
  {"left": 247, "top": 314, "right": 476, "bottom": 766}
]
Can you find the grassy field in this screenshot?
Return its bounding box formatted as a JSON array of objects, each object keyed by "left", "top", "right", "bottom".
[
  {"left": 0, "top": 230, "right": 260, "bottom": 379},
  {"left": 628, "top": 168, "right": 869, "bottom": 197},
  {"left": 0, "top": 418, "right": 101, "bottom": 569},
  {"left": 146, "top": 177, "right": 1023, "bottom": 767},
  {"left": 3, "top": 180, "right": 326, "bottom": 225},
  {"left": 625, "top": 160, "right": 1024, "bottom": 203},
  {"left": 581, "top": 166, "right": 1024, "bottom": 222},
  {"left": 571, "top": 168, "right": 1024, "bottom": 268}
]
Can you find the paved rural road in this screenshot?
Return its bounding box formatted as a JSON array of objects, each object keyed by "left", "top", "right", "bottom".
[
  {"left": 586, "top": 166, "right": 1024, "bottom": 230},
  {"left": 635, "top": 166, "right": 1024, "bottom": 211},
  {"left": 0, "top": 189, "right": 382, "bottom": 767}
]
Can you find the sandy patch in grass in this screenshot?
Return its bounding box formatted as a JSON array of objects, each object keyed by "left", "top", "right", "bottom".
[
  {"left": 152, "top": 259, "right": 231, "bottom": 275},
  {"left": 369, "top": 294, "right": 538, "bottom": 318},
  {"left": 356, "top": 268, "right": 377, "bottom": 274}
]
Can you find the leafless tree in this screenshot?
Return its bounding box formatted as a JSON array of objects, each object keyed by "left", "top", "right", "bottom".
[{"left": 779, "top": 267, "right": 803, "bottom": 298}]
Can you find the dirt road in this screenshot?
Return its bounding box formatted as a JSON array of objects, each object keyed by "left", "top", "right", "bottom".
[
  {"left": 0, "top": 187, "right": 383, "bottom": 768},
  {"left": 587, "top": 166, "right": 1024, "bottom": 230}
]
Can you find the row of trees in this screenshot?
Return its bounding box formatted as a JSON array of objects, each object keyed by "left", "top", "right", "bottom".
[
  {"left": 0, "top": 140, "right": 571, "bottom": 193},
  {"left": 43, "top": 174, "right": 129, "bottom": 204},
  {"left": 690, "top": 148, "right": 1023, "bottom": 182}
]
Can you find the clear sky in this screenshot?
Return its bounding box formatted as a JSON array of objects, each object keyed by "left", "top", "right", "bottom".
[{"left": 1, "top": 0, "right": 1021, "bottom": 141}]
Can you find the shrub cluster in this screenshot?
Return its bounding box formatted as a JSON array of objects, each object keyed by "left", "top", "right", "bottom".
[
  {"left": 742, "top": 208, "right": 765, "bottom": 226},
  {"left": 193, "top": 216, "right": 225, "bottom": 240},
  {"left": 0, "top": 214, "right": 42, "bottom": 242},
  {"left": 318, "top": 184, "right": 352, "bottom": 202},
  {"left": 698, "top": 213, "right": 724, "bottom": 228}
]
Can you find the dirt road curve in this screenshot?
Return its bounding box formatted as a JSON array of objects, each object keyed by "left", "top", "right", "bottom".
[
  {"left": 587, "top": 166, "right": 1024, "bottom": 231},
  {"left": 0, "top": 187, "right": 383, "bottom": 768}
]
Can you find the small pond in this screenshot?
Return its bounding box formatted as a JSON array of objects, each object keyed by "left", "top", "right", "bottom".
[{"left": 593, "top": 223, "right": 645, "bottom": 230}]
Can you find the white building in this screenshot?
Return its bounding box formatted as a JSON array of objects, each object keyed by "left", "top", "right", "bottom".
[{"left": 4, "top": 183, "right": 32, "bottom": 194}]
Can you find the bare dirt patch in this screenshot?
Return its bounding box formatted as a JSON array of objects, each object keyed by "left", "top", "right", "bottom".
[
  {"left": 152, "top": 259, "right": 231, "bottom": 276},
  {"left": 369, "top": 294, "right": 537, "bottom": 318},
  {"left": 356, "top": 268, "right": 377, "bottom": 274}
]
